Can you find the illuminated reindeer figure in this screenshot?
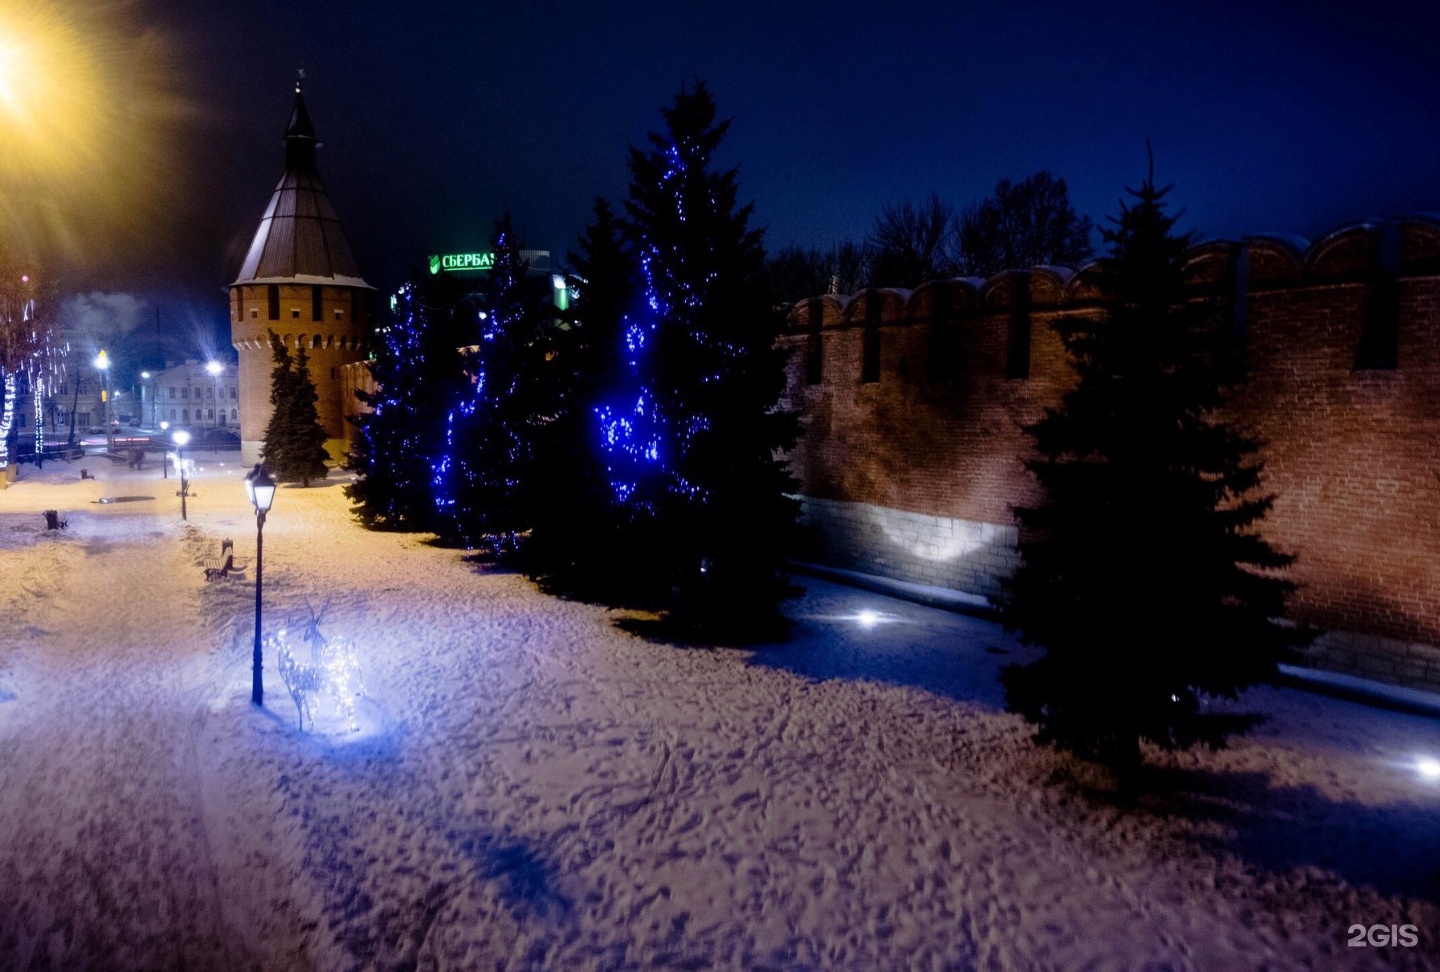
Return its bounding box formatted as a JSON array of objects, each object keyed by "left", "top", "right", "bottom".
[{"left": 269, "top": 598, "right": 366, "bottom": 731}]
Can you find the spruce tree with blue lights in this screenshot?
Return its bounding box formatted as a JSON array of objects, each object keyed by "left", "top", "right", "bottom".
[
  {"left": 261, "top": 333, "right": 330, "bottom": 486},
  {"left": 434, "top": 214, "right": 552, "bottom": 551},
  {"left": 599, "top": 81, "right": 800, "bottom": 634},
  {"left": 346, "top": 275, "right": 469, "bottom": 531},
  {"left": 999, "top": 154, "right": 1306, "bottom": 778},
  {"left": 521, "top": 198, "right": 641, "bottom": 594}
]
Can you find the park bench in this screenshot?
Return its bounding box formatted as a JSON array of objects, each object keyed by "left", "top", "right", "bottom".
[{"left": 202, "top": 539, "right": 247, "bottom": 581}]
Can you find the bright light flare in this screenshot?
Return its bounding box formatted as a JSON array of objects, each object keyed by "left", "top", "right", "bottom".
[
  {"left": 0, "top": 1, "right": 191, "bottom": 262},
  {"left": 0, "top": 40, "right": 26, "bottom": 113},
  {"left": 1418, "top": 757, "right": 1440, "bottom": 781}
]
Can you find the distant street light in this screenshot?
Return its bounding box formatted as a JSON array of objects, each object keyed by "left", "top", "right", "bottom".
[
  {"left": 205, "top": 361, "right": 222, "bottom": 430},
  {"left": 160, "top": 420, "right": 169, "bottom": 478},
  {"left": 94, "top": 350, "right": 111, "bottom": 451},
  {"left": 140, "top": 370, "right": 153, "bottom": 428},
  {"left": 172, "top": 428, "right": 190, "bottom": 520},
  {"left": 245, "top": 464, "right": 276, "bottom": 707}
]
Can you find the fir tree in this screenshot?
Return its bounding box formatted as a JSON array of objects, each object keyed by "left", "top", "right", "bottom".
[
  {"left": 434, "top": 214, "right": 551, "bottom": 550},
  {"left": 346, "top": 275, "right": 469, "bottom": 531},
  {"left": 261, "top": 333, "right": 330, "bottom": 486},
  {"left": 599, "top": 80, "right": 801, "bottom": 634},
  {"left": 521, "top": 198, "right": 640, "bottom": 594},
  {"left": 999, "top": 158, "right": 1305, "bottom": 776}
]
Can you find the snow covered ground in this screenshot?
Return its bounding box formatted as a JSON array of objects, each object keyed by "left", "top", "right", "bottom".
[{"left": 0, "top": 455, "right": 1437, "bottom": 971}]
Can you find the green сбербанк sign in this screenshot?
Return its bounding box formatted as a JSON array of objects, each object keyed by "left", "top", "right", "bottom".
[{"left": 429, "top": 252, "right": 495, "bottom": 274}]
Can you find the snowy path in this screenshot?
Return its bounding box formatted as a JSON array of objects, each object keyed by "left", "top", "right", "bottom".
[
  {"left": 0, "top": 494, "right": 266, "bottom": 969},
  {"left": 0, "top": 458, "right": 1438, "bottom": 970}
]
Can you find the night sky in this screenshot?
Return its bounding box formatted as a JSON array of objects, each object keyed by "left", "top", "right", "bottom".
[{"left": 16, "top": 0, "right": 1440, "bottom": 353}]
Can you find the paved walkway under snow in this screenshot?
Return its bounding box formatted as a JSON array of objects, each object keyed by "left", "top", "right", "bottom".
[{"left": 0, "top": 457, "right": 1437, "bottom": 970}]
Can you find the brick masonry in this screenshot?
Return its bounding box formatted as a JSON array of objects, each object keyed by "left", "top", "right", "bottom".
[
  {"left": 781, "top": 219, "right": 1440, "bottom": 692},
  {"left": 230, "top": 283, "right": 374, "bottom": 463}
]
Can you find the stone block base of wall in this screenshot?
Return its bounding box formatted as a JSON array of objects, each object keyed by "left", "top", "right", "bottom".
[
  {"left": 1299, "top": 629, "right": 1440, "bottom": 695},
  {"left": 798, "top": 494, "right": 1440, "bottom": 696},
  {"left": 797, "top": 496, "right": 1018, "bottom": 601}
]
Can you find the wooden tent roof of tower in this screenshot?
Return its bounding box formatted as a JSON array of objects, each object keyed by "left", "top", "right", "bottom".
[{"left": 231, "top": 83, "right": 374, "bottom": 290}]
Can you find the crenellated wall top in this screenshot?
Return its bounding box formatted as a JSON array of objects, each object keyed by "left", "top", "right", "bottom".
[{"left": 786, "top": 215, "right": 1440, "bottom": 330}]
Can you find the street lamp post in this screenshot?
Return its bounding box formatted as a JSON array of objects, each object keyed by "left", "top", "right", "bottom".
[
  {"left": 245, "top": 465, "right": 276, "bottom": 707},
  {"left": 140, "top": 371, "right": 152, "bottom": 428},
  {"left": 94, "top": 350, "right": 111, "bottom": 452},
  {"left": 205, "top": 361, "right": 222, "bottom": 431},
  {"left": 160, "top": 421, "right": 169, "bottom": 478},
  {"left": 172, "top": 428, "right": 190, "bottom": 520}
]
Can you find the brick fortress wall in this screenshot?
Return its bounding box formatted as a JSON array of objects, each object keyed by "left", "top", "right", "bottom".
[{"left": 780, "top": 218, "right": 1440, "bottom": 691}]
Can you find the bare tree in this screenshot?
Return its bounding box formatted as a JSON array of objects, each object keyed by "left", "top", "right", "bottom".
[
  {"left": 764, "top": 241, "right": 871, "bottom": 309},
  {"left": 866, "top": 193, "right": 960, "bottom": 289},
  {"left": 958, "top": 172, "right": 1094, "bottom": 278}
]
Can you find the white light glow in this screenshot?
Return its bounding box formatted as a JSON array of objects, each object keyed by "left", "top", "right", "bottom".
[
  {"left": 1418, "top": 757, "right": 1440, "bottom": 780},
  {"left": 857, "top": 610, "right": 880, "bottom": 628},
  {"left": 869, "top": 506, "right": 999, "bottom": 563}
]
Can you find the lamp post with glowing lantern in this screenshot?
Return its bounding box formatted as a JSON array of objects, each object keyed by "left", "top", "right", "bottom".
[
  {"left": 205, "top": 360, "right": 222, "bottom": 429},
  {"left": 140, "top": 371, "right": 153, "bottom": 428},
  {"left": 245, "top": 465, "right": 276, "bottom": 706},
  {"left": 171, "top": 428, "right": 190, "bottom": 520},
  {"left": 93, "top": 350, "right": 111, "bottom": 451}
]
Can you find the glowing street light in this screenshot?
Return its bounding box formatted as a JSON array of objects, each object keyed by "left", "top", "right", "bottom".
[
  {"left": 205, "top": 360, "right": 222, "bottom": 429},
  {"left": 93, "top": 349, "right": 111, "bottom": 449},
  {"left": 140, "top": 370, "right": 153, "bottom": 428},
  {"left": 245, "top": 464, "right": 276, "bottom": 707},
  {"left": 171, "top": 428, "right": 190, "bottom": 520}
]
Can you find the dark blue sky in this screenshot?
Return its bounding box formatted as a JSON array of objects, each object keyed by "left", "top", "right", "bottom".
[{"left": 69, "top": 1, "right": 1440, "bottom": 322}]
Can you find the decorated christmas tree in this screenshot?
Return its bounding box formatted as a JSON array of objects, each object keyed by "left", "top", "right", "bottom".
[
  {"left": 520, "top": 198, "right": 640, "bottom": 594},
  {"left": 433, "top": 215, "right": 552, "bottom": 550},
  {"left": 598, "top": 81, "right": 800, "bottom": 634},
  {"left": 261, "top": 333, "right": 330, "bottom": 486},
  {"left": 346, "top": 275, "right": 469, "bottom": 531},
  {"left": 1000, "top": 157, "right": 1306, "bottom": 776}
]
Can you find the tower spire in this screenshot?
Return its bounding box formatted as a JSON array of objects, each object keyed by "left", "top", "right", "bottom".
[{"left": 285, "top": 75, "right": 317, "bottom": 172}]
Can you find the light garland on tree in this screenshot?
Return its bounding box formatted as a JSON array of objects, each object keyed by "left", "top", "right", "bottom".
[
  {"left": 0, "top": 273, "right": 63, "bottom": 471},
  {"left": 0, "top": 374, "right": 15, "bottom": 470}
]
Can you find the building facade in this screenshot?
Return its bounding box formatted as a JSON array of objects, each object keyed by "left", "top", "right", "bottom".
[
  {"left": 230, "top": 83, "right": 374, "bottom": 464},
  {"left": 144, "top": 361, "right": 241, "bottom": 431},
  {"left": 780, "top": 219, "right": 1440, "bottom": 692}
]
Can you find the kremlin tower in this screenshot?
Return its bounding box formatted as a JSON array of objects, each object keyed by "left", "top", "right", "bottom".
[{"left": 230, "top": 82, "right": 374, "bottom": 464}]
